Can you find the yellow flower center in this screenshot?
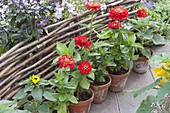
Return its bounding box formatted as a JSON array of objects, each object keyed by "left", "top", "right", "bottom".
[
  {"left": 64, "top": 58, "right": 70, "bottom": 63},
  {"left": 30, "top": 75, "right": 41, "bottom": 84},
  {"left": 116, "top": 8, "right": 123, "bottom": 13}
]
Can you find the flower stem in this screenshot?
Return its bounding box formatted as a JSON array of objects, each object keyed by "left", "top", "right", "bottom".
[{"left": 89, "top": 10, "right": 94, "bottom": 41}]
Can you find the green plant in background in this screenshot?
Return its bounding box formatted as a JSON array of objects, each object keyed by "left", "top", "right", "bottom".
[
  {"left": 154, "top": 0, "right": 170, "bottom": 23},
  {"left": 87, "top": 41, "right": 113, "bottom": 83},
  {"left": 98, "top": 26, "right": 143, "bottom": 72},
  {"left": 12, "top": 75, "right": 56, "bottom": 113},
  {"left": 128, "top": 16, "right": 167, "bottom": 47},
  {"left": 131, "top": 52, "right": 170, "bottom": 113},
  {"left": 0, "top": 100, "right": 30, "bottom": 113}
]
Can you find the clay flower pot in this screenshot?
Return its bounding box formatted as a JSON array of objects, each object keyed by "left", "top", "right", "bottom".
[
  {"left": 109, "top": 68, "right": 130, "bottom": 92},
  {"left": 68, "top": 89, "right": 94, "bottom": 113},
  {"left": 133, "top": 49, "right": 153, "bottom": 74},
  {"left": 90, "top": 75, "right": 111, "bottom": 104},
  {"left": 133, "top": 56, "right": 149, "bottom": 74}
]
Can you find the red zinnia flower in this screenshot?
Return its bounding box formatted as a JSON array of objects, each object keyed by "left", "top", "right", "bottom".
[
  {"left": 78, "top": 61, "right": 92, "bottom": 75},
  {"left": 86, "top": 2, "right": 100, "bottom": 11},
  {"left": 75, "top": 36, "right": 92, "bottom": 50},
  {"left": 84, "top": 41, "right": 93, "bottom": 50},
  {"left": 109, "top": 6, "right": 128, "bottom": 21},
  {"left": 58, "top": 55, "right": 75, "bottom": 68},
  {"left": 137, "top": 8, "right": 147, "bottom": 18},
  {"left": 108, "top": 21, "right": 122, "bottom": 29}
]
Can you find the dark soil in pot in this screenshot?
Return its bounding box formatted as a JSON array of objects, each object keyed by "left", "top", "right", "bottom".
[
  {"left": 107, "top": 67, "right": 130, "bottom": 92},
  {"left": 68, "top": 89, "right": 94, "bottom": 113},
  {"left": 90, "top": 75, "right": 111, "bottom": 104}
]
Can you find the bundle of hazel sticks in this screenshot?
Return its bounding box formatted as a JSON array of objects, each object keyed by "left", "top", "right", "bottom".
[{"left": 0, "top": 0, "right": 141, "bottom": 99}]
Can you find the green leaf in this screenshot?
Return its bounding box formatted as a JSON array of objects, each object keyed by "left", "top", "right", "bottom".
[
  {"left": 141, "top": 49, "right": 151, "bottom": 59},
  {"left": 68, "top": 95, "right": 78, "bottom": 104},
  {"left": 152, "top": 34, "right": 167, "bottom": 45},
  {"left": 43, "top": 91, "right": 57, "bottom": 101},
  {"left": 31, "top": 88, "right": 43, "bottom": 102},
  {"left": 156, "top": 82, "right": 170, "bottom": 102},
  {"left": 1, "top": 32, "right": 8, "bottom": 41},
  {"left": 88, "top": 53, "right": 101, "bottom": 56},
  {"left": 24, "top": 103, "right": 34, "bottom": 112},
  {"left": 13, "top": 89, "right": 27, "bottom": 100},
  {"left": 136, "top": 95, "right": 155, "bottom": 113},
  {"left": 128, "top": 18, "right": 138, "bottom": 24},
  {"left": 94, "top": 41, "right": 113, "bottom": 48},
  {"left": 80, "top": 77, "right": 91, "bottom": 89},
  {"left": 58, "top": 103, "right": 67, "bottom": 113},
  {"left": 63, "top": 82, "right": 77, "bottom": 89},
  {"left": 132, "top": 43, "right": 144, "bottom": 49},
  {"left": 59, "top": 94, "right": 66, "bottom": 102},
  {"left": 92, "top": 24, "right": 103, "bottom": 28},
  {"left": 131, "top": 78, "right": 161, "bottom": 98},
  {"left": 52, "top": 56, "right": 60, "bottom": 64},
  {"left": 73, "top": 52, "right": 81, "bottom": 63},
  {"left": 16, "top": 12, "right": 25, "bottom": 22},
  {"left": 37, "top": 102, "right": 50, "bottom": 113},
  {"left": 0, "top": 100, "right": 14, "bottom": 106},
  {"left": 87, "top": 72, "right": 95, "bottom": 80},
  {"left": 80, "top": 24, "right": 89, "bottom": 28},
  {"left": 56, "top": 42, "right": 69, "bottom": 55},
  {"left": 68, "top": 40, "right": 75, "bottom": 57},
  {"left": 149, "top": 52, "right": 170, "bottom": 63}
]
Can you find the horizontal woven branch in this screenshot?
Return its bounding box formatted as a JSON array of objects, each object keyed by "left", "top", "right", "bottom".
[{"left": 0, "top": 0, "right": 141, "bottom": 99}]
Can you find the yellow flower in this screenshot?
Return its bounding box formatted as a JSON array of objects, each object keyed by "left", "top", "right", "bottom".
[
  {"left": 30, "top": 75, "right": 41, "bottom": 84},
  {"left": 153, "top": 67, "right": 166, "bottom": 77},
  {"left": 153, "top": 63, "right": 169, "bottom": 78},
  {"left": 159, "top": 78, "right": 168, "bottom": 86}
]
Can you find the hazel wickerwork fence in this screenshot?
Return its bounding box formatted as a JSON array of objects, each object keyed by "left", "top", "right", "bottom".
[{"left": 0, "top": 0, "right": 141, "bottom": 100}]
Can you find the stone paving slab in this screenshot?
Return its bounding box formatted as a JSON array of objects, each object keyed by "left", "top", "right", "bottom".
[
  {"left": 90, "top": 92, "right": 120, "bottom": 113},
  {"left": 116, "top": 70, "right": 156, "bottom": 113}
]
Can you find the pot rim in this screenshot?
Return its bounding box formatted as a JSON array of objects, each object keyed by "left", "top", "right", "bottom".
[
  {"left": 90, "top": 75, "right": 111, "bottom": 88},
  {"left": 109, "top": 68, "right": 131, "bottom": 77},
  {"left": 70, "top": 89, "right": 94, "bottom": 106}
]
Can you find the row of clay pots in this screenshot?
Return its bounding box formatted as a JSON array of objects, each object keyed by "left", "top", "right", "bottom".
[{"left": 68, "top": 68, "right": 131, "bottom": 113}]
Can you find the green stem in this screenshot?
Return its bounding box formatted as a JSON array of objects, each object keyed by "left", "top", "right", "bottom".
[
  {"left": 89, "top": 10, "right": 94, "bottom": 41},
  {"left": 77, "top": 85, "right": 80, "bottom": 101}
]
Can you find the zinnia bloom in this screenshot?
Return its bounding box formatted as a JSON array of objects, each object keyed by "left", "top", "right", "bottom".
[
  {"left": 109, "top": 6, "right": 128, "bottom": 21},
  {"left": 30, "top": 75, "right": 41, "bottom": 84},
  {"left": 108, "top": 21, "right": 122, "bottom": 29},
  {"left": 78, "top": 61, "right": 92, "bottom": 75},
  {"left": 137, "top": 8, "right": 147, "bottom": 18},
  {"left": 58, "top": 55, "right": 75, "bottom": 68},
  {"left": 75, "top": 36, "right": 92, "bottom": 50},
  {"left": 86, "top": 2, "right": 100, "bottom": 11}
]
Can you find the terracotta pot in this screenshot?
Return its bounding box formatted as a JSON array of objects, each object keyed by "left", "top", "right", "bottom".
[
  {"left": 90, "top": 75, "right": 111, "bottom": 104},
  {"left": 68, "top": 89, "right": 94, "bottom": 113},
  {"left": 133, "top": 56, "right": 148, "bottom": 74},
  {"left": 133, "top": 49, "right": 153, "bottom": 74},
  {"left": 109, "top": 68, "right": 130, "bottom": 92}
]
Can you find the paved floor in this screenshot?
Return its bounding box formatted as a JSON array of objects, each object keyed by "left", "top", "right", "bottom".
[{"left": 90, "top": 44, "right": 170, "bottom": 113}]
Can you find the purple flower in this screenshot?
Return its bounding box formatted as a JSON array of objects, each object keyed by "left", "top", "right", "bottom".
[
  {"left": 34, "top": 70, "right": 39, "bottom": 74},
  {"left": 143, "top": 1, "right": 155, "bottom": 9},
  {"left": 66, "top": 2, "right": 78, "bottom": 15},
  {"left": 84, "top": 0, "right": 90, "bottom": 3},
  {"left": 38, "top": 29, "right": 43, "bottom": 34},
  {"left": 38, "top": 17, "right": 49, "bottom": 27},
  {"left": 55, "top": 7, "right": 64, "bottom": 19}
]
